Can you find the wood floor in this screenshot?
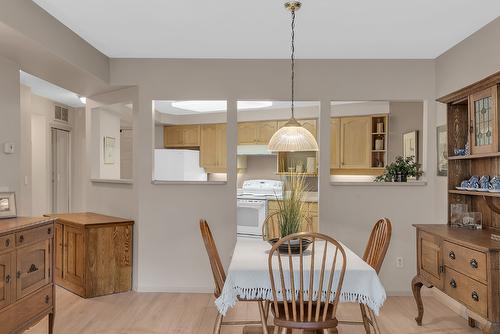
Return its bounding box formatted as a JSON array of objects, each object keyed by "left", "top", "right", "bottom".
[{"left": 25, "top": 287, "right": 480, "bottom": 334}]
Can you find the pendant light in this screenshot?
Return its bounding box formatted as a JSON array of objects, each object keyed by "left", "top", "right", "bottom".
[{"left": 268, "top": 1, "right": 319, "bottom": 152}]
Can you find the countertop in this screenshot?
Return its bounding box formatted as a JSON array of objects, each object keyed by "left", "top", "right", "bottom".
[
  {"left": 44, "top": 212, "right": 134, "bottom": 227},
  {"left": 0, "top": 216, "right": 54, "bottom": 235}
]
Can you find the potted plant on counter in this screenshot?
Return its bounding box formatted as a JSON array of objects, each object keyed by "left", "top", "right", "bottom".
[{"left": 375, "top": 156, "right": 423, "bottom": 182}]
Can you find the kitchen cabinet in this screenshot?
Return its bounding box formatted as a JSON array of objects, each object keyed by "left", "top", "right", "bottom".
[
  {"left": 330, "top": 118, "right": 341, "bottom": 169},
  {"left": 0, "top": 217, "right": 55, "bottom": 334},
  {"left": 164, "top": 125, "right": 200, "bottom": 147},
  {"left": 238, "top": 121, "right": 278, "bottom": 145},
  {"left": 200, "top": 124, "right": 227, "bottom": 173},
  {"left": 45, "top": 212, "right": 134, "bottom": 298},
  {"left": 469, "top": 85, "right": 499, "bottom": 154},
  {"left": 340, "top": 116, "right": 372, "bottom": 169}
]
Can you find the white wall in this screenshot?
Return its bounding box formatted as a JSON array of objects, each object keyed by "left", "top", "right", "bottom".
[
  {"left": 108, "top": 58, "right": 436, "bottom": 293},
  {"left": 91, "top": 108, "right": 121, "bottom": 179}
]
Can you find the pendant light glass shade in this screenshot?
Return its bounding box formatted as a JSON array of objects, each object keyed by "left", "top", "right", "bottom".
[{"left": 268, "top": 118, "right": 318, "bottom": 152}]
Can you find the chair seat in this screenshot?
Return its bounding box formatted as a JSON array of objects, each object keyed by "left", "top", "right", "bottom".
[{"left": 272, "top": 302, "right": 338, "bottom": 329}]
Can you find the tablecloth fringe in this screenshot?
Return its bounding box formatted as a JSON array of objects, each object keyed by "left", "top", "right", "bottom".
[{"left": 215, "top": 285, "right": 386, "bottom": 316}]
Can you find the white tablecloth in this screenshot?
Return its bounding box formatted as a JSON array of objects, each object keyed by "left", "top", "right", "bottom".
[{"left": 215, "top": 237, "right": 386, "bottom": 316}]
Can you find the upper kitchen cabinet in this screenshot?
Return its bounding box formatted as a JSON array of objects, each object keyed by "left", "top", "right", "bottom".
[
  {"left": 238, "top": 121, "right": 278, "bottom": 145},
  {"left": 469, "top": 85, "right": 499, "bottom": 154},
  {"left": 200, "top": 124, "right": 227, "bottom": 173},
  {"left": 163, "top": 125, "right": 200, "bottom": 148},
  {"left": 340, "top": 116, "right": 372, "bottom": 169},
  {"left": 330, "top": 118, "right": 341, "bottom": 169}
]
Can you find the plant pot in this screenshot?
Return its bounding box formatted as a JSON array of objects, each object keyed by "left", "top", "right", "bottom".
[
  {"left": 268, "top": 237, "right": 312, "bottom": 254},
  {"left": 394, "top": 172, "right": 408, "bottom": 182}
]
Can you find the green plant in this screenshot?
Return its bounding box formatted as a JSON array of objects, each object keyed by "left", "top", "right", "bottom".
[
  {"left": 375, "top": 156, "right": 423, "bottom": 182},
  {"left": 275, "top": 173, "right": 308, "bottom": 237}
]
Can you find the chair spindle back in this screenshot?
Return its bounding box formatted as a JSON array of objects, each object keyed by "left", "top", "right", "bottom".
[
  {"left": 199, "top": 219, "right": 226, "bottom": 297},
  {"left": 363, "top": 218, "right": 392, "bottom": 273}
]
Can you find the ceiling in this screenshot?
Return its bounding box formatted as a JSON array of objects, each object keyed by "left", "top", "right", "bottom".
[
  {"left": 32, "top": 0, "right": 500, "bottom": 59},
  {"left": 20, "top": 70, "right": 85, "bottom": 108}
]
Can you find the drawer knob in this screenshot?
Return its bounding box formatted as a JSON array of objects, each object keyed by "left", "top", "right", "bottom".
[
  {"left": 45, "top": 295, "right": 50, "bottom": 304},
  {"left": 5, "top": 274, "right": 10, "bottom": 284},
  {"left": 16, "top": 271, "right": 21, "bottom": 279},
  {"left": 48, "top": 228, "right": 51, "bottom": 234},
  {"left": 28, "top": 264, "right": 39, "bottom": 274},
  {"left": 5, "top": 239, "right": 9, "bottom": 247},
  {"left": 19, "top": 235, "right": 24, "bottom": 243},
  {"left": 448, "top": 251, "right": 456, "bottom": 260},
  {"left": 449, "top": 279, "right": 457, "bottom": 289},
  {"left": 470, "top": 259, "right": 478, "bottom": 269},
  {"left": 472, "top": 291, "right": 479, "bottom": 302}
]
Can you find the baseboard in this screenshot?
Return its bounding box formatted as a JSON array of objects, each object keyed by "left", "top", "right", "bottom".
[
  {"left": 386, "top": 288, "right": 432, "bottom": 297},
  {"left": 136, "top": 285, "right": 213, "bottom": 293}
]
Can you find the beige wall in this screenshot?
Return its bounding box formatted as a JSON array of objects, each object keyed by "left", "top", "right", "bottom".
[{"left": 388, "top": 102, "right": 424, "bottom": 164}]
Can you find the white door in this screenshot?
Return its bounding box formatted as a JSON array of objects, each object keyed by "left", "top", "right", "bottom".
[{"left": 51, "top": 128, "right": 70, "bottom": 213}]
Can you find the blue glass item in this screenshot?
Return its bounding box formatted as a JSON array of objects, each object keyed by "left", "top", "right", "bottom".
[
  {"left": 457, "top": 180, "right": 469, "bottom": 190},
  {"left": 489, "top": 182, "right": 500, "bottom": 192},
  {"left": 453, "top": 148, "right": 466, "bottom": 156},
  {"left": 468, "top": 175, "right": 480, "bottom": 190}
]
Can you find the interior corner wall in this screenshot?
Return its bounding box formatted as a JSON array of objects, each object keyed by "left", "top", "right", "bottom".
[{"left": 0, "top": 56, "right": 21, "bottom": 208}]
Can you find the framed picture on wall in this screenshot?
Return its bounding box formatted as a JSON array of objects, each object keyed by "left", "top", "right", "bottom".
[
  {"left": 403, "top": 130, "right": 418, "bottom": 162},
  {"left": 0, "top": 192, "right": 16, "bottom": 218},
  {"left": 437, "top": 125, "right": 448, "bottom": 176},
  {"left": 104, "top": 136, "right": 116, "bottom": 164}
]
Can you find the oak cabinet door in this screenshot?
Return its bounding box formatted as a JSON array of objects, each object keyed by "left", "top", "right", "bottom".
[
  {"left": 0, "top": 252, "right": 14, "bottom": 310},
  {"left": 298, "top": 119, "right": 316, "bottom": 138},
  {"left": 54, "top": 223, "right": 63, "bottom": 282},
  {"left": 340, "top": 117, "right": 371, "bottom": 168},
  {"left": 238, "top": 122, "right": 258, "bottom": 144},
  {"left": 200, "top": 124, "right": 227, "bottom": 173},
  {"left": 255, "top": 121, "right": 278, "bottom": 144},
  {"left": 63, "top": 226, "right": 85, "bottom": 288},
  {"left": 164, "top": 125, "right": 200, "bottom": 147},
  {"left": 216, "top": 124, "right": 227, "bottom": 170},
  {"left": 418, "top": 231, "right": 444, "bottom": 289},
  {"left": 182, "top": 125, "right": 201, "bottom": 146},
  {"left": 16, "top": 240, "right": 51, "bottom": 299},
  {"left": 163, "top": 126, "right": 183, "bottom": 147},
  {"left": 330, "top": 118, "right": 341, "bottom": 169},
  {"left": 470, "top": 86, "right": 498, "bottom": 154}
]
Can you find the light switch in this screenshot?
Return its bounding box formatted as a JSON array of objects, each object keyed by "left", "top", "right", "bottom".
[{"left": 3, "top": 142, "right": 15, "bottom": 154}]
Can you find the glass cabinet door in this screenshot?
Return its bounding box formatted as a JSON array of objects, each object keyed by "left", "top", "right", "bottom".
[{"left": 470, "top": 86, "right": 498, "bottom": 154}]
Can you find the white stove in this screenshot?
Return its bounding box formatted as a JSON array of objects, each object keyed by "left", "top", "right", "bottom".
[{"left": 237, "top": 180, "right": 283, "bottom": 237}]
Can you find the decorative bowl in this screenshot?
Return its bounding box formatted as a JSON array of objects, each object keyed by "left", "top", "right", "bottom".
[{"left": 268, "top": 237, "right": 312, "bottom": 254}]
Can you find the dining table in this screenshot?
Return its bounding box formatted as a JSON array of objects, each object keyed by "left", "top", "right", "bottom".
[{"left": 215, "top": 236, "right": 387, "bottom": 333}]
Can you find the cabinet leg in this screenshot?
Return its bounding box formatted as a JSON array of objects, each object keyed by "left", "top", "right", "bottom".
[
  {"left": 411, "top": 275, "right": 427, "bottom": 326},
  {"left": 468, "top": 317, "right": 477, "bottom": 328},
  {"left": 48, "top": 312, "right": 55, "bottom": 334}
]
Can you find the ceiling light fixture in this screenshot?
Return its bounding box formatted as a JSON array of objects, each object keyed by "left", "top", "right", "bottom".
[
  {"left": 268, "top": 2, "right": 318, "bottom": 152},
  {"left": 79, "top": 96, "right": 87, "bottom": 104},
  {"left": 171, "top": 100, "right": 273, "bottom": 112}
]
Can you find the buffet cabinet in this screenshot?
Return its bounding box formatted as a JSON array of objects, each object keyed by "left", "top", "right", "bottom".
[
  {"left": 45, "top": 212, "right": 133, "bottom": 298},
  {"left": 0, "top": 217, "right": 55, "bottom": 334}
]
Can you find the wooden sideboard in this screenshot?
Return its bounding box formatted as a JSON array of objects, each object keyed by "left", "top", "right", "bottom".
[
  {"left": 44, "top": 212, "right": 133, "bottom": 298},
  {"left": 0, "top": 217, "right": 55, "bottom": 334},
  {"left": 412, "top": 225, "right": 500, "bottom": 333}
]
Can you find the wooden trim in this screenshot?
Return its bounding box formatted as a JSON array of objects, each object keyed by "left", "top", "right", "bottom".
[{"left": 437, "top": 71, "right": 500, "bottom": 104}]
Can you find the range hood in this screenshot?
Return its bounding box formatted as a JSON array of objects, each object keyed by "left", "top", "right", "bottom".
[{"left": 237, "top": 145, "right": 275, "bottom": 156}]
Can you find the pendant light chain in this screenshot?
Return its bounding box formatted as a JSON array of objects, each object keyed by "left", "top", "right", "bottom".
[{"left": 290, "top": 8, "right": 296, "bottom": 119}]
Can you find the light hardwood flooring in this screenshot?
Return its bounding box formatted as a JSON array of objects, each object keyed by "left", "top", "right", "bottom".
[{"left": 25, "top": 287, "right": 480, "bottom": 334}]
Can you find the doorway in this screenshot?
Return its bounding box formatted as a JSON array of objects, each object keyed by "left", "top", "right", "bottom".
[{"left": 51, "top": 128, "right": 70, "bottom": 213}]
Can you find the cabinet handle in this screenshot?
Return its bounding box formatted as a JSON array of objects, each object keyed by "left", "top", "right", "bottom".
[
  {"left": 28, "top": 264, "right": 39, "bottom": 274},
  {"left": 16, "top": 271, "right": 21, "bottom": 279},
  {"left": 48, "top": 228, "right": 51, "bottom": 234},
  {"left": 45, "top": 295, "right": 50, "bottom": 304},
  {"left": 449, "top": 279, "right": 457, "bottom": 289},
  {"left": 439, "top": 265, "right": 445, "bottom": 273},
  {"left": 448, "top": 251, "right": 456, "bottom": 260},
  {"left": 472, "top": 291, "right": 479, "bottom": 302},
  {"left": 470, "top": 259, "right": 478, "bottom": 269},
  {"left": 5, "top": 274, "right": 10, "bottom": 283},
  {"left": 5, "top": 239, "right": 9, "bottom": 247},
  {"left": 19, "top": 235, "right": 24, "bottom": 243}
]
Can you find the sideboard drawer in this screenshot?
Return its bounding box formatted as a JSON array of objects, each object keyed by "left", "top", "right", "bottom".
[
  {"left": 443, "top": 241, "right": 487, "bottom": 283},
  {"left": 0, "top": 284, "right": 52, "bottom": 334},
  {"left": 16, "top": 223, "right": 53, "bottom": 247},
  {"left": 0, "top": 234, "right": 14, "bottom": 253},
  {"left": 444, "top": 268, "right": 488, "bottom": 318}
]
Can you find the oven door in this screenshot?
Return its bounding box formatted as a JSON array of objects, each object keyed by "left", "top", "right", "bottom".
[{"left": 237, "top": 200, "right": 267, "bottom": 237}]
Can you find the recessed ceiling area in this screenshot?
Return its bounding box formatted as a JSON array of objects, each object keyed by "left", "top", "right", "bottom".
[
  {"left": 20, "top": 70, "right": 85, "bottom": 108},
  {"left": 32, "top": 0, "right": 500, "bottom": 59}
]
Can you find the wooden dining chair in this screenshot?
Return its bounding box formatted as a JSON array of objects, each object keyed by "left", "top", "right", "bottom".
[
  {"left": 339, "top": 218, "right": 392, "bottom": 334},
  {"left": 199, "top": 220, "right": 270, "bottom": 334},
  {"left": 262, "top": 212, "right": 313, "bottom": 241},
  {"left": 268, "top": 232, "right": 347, "bottom": 334}
]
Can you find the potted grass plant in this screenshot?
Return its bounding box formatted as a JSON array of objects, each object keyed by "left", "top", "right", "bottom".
[{"left": 269, "top": 173, "right": 312, "bottom": 253}]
